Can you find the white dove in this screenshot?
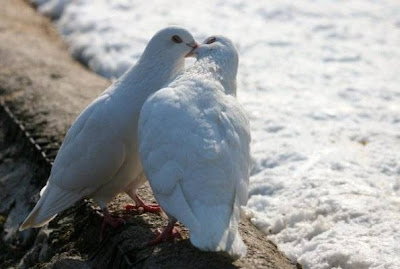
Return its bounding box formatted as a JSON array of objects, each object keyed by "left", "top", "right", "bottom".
[
  {"left": 138, "top": 36, "right": 251, "bottom": 260},
  {"left": 20, "top": 26, "right": 198, "bottom": 232}
]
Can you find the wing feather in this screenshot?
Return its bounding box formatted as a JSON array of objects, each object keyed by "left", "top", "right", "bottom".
[
  {"left": 49, "top": 94, "right": 126, "bottom": 192},
  {"left": 139, "top": 81, "right": 251, "bottom": 246}
]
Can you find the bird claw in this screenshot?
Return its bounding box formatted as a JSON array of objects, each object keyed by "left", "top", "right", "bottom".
[
  {"left": 145, "top": 227, "right": 182, "bottom": 247},
  {"left": 125, "top": 203, "right": 161, "bottom": 214},
  {"left": 100, "top": 214, "right": 125, "bottom": 238}
]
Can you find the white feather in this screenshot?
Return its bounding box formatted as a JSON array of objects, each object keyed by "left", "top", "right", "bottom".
[
  {"left": 20, "top": 26, "right": 197, "bottom": 230},
  {"left": 20, "top": 183, "right": 81, "bottom": 230},
  {"left": 139, "top": 36, "right": 251, "bottom": 259}
]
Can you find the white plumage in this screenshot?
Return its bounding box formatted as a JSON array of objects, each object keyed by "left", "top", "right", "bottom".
[
  {"left": 139, "top": 36, "right": 251, "bottom": 259},
  {"left": 20, "top": 26, "right": 197, "bottom": 230}
]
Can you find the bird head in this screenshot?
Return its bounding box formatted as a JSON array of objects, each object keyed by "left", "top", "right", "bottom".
[
  {"left": 189, "top": 36, "right": 239, "bottom": 95},
  {"left": 141, "top": 26, "right": 198, "bottom": 64}
]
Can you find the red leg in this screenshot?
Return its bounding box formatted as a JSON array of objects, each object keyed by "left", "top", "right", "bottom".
[
  {"left": 101, "top": 207, "right": 125, "bottom": 236},
  {"left": 125, "top": 194, "right": 161, "bottom": 214},
  {"left": 145, "top": 219, "right": 181, "bottom": 247}
]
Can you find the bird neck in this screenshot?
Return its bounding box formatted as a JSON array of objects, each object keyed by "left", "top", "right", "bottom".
[
  {"left": 118, "top": 55, "right": 184, "bottom": 96},
  {"left": 191, "top": 57, "right": 237, "bottom": 96},
  {"left": 219, "top": 70, "right": 237, "bottom": 97}
]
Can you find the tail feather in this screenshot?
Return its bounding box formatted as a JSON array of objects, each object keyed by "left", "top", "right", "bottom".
[
  {"left": 188, "top": 197, "right": 247, "bottom": 260},
  {"left": 219, "top": 203, "right": 247, "bottom": 260},
  {"left": 19, "top": 183, "right": 82, "bottom": 231}
]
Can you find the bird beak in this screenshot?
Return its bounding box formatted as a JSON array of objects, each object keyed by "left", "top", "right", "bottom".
[{"left": 185, "top": 42, "right": 199, "bottom": 58}]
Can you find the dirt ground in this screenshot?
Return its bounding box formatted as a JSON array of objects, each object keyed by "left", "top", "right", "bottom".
[{"left": 0, "top": 0, "right": 300, "bottom": 268}]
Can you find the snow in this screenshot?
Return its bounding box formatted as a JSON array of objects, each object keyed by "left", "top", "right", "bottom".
[{"left": 32, "top": 0, "right": 400, "bottom": 268}]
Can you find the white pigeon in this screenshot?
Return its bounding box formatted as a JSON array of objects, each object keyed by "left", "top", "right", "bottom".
[
  {"left": 138, "top": 36, "right": 251, "bottom": 260},
  {"left": 20, "top": 26, "right": 198, "bottom": 231}
]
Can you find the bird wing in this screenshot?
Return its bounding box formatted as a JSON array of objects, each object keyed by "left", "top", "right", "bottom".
[
  {"left": 20, "top": 93, "right": 127, "bottom": 230},
  {"left": 139, "top": 85, "right": 201, "bottom": 230},
  {"left": 49, "top": 93, "right": 126, "bottom": 194},
  {"left": 220, "top": 95, "right": 252, "bottom": 207},
  {"left": 139, "top": 81, "right": 251, "bottom": 236}
]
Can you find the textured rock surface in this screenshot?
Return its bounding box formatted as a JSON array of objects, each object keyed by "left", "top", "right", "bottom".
[{"left": 0, "top": 0, "right": 299, "bottom": 268}]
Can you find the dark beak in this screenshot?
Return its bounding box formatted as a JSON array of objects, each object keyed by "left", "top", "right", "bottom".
[{"left": 185, "top": 42, "right": 199, "bottom": 58}]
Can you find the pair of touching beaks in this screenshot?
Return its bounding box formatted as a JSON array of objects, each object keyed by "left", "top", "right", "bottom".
[{"left": 185, "top": 36, "right": 216, "bottom": 57}]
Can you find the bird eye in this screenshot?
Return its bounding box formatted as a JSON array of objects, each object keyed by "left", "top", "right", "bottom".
[
  {"left": 171, "top": 35, "right": 183, "bottom": 43},
  {"left": 206, "top": 37, "right": 216, "bottom": 44}
]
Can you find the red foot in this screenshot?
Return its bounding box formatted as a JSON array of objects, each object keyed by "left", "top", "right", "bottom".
[
  {"left": 125, "top": 203, "right": 161, "bottom": 214},
  {"left": 145, "top": 224, "right": 181, "bottom": 247},
  {"left": 125, "top": 195, "right": 162, "bottom": 214},
  {"left": 101, "top": 210, "right": 125, "bottom": 237}
]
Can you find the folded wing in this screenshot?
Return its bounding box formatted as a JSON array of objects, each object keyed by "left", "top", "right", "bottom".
[
  {"left": 20, "top": 95, "right": 126, "bottom": 230},
  {"left": 139, "top": 82, "right": 250, "bottom": 258}
]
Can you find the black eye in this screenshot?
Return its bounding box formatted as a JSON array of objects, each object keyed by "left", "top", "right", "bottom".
[
  {"left": 206, "top": 37, "right": 216, "bottom": 44},
  {"left": 172, "top": 35, "right": 183, "bottom": 43}
]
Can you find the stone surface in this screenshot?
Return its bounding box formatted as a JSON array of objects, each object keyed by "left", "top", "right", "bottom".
[{"left": 0, "top": 0, "right": 299, "bottom": 268}]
